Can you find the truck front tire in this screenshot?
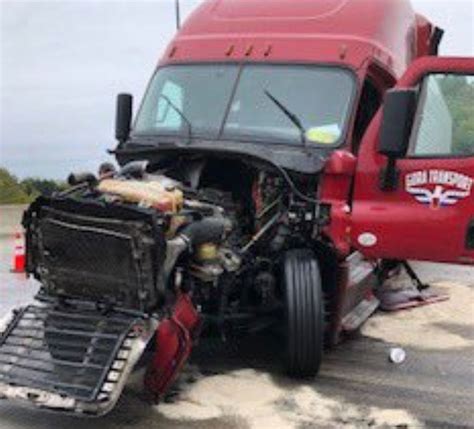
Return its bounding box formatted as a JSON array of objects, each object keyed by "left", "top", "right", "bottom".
[{"left": 283, "top": 249, "right": 324, "bottom": 378}]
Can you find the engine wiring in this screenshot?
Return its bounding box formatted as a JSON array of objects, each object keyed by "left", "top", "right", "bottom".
[{"left": 269, "top": 161, "right": 322, "bottom": 205}]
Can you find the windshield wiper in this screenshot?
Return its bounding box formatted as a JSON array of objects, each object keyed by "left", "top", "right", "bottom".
[
  {"left": 264, "top": 89, "right": 307, "bottom": 150},
  {"left": 159, "top": 94, "right": 193, "bottom": 144}
]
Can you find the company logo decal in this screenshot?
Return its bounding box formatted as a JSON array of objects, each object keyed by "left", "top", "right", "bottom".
[{"left": 405, "top": 169, "right": 472, "bottom": 209}]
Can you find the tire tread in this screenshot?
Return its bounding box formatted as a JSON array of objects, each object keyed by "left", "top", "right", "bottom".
[{"left": 284, "top": 249, "right": 323, "bottom": 377}]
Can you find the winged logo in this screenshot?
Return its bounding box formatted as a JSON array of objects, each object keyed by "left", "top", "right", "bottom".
[{"left": 407, "top": 185, "right": 470, "bottom": 209}]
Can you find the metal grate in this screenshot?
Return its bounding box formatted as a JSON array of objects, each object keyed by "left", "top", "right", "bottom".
[
  {"left": 39, "top": 214, "right": 150, "bottom": 309},
  {"left": 0, "top": 303, "right": 141, "bottom": 403}
]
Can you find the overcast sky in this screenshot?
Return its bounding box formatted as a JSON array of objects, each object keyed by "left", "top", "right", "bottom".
[{"left": 1, "top": 0, "right": 473, "bottom": 179}]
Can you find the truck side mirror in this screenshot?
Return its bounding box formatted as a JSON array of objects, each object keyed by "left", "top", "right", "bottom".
[
  {"left": 379, "top": 89, "right": 417, "bottom": 158},
  {"left": 378, "top": 89, "right": 417, "bottom": 190},
  {"left": 115, "top": 93, "right": 133, "bottom": 144}
]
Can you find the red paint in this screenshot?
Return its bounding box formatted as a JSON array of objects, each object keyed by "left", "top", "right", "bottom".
[
  {"left": 319, "top": 151, "right": 356, "bottom": 257},
  {"left": 324, "top": 150, "right": 357, "bottom": 177},
  {"left": 160, "top": 0, "right": 432, "bottom": 79},
  {"left": 351, "top": 57, "right": 474, "bottom": 264},
  {"left": 144, "top": 293, "right": 200, "bottom": 401}
]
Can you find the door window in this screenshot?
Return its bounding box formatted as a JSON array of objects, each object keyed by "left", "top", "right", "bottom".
[{"left": 410, "top": 74, "right": 474, "bottom": 156}]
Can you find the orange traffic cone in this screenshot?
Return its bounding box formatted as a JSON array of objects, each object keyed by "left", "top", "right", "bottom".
[{"left": 11, "top": 232, "right": 25, "bottom": 273}]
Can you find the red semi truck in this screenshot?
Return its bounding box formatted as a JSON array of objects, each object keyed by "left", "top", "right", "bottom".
[{"left": 0, "top": 0, "right": 473, "bottom": 416}]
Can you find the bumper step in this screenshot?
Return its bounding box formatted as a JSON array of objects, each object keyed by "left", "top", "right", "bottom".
[{"left": 0, "top": 301, "right": 157, "bottom": 416}]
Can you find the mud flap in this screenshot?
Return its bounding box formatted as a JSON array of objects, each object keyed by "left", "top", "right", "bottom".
[
  {"left": 144, "top": 294, "right": 200, "bottom": 402},
  {"left": 0, "top": 301, "right": 158, "bottom": 416}
]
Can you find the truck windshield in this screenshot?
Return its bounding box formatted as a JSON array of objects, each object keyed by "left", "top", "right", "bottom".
[{"left": 134, "top": 64, "right": 355, "bottom": 146}]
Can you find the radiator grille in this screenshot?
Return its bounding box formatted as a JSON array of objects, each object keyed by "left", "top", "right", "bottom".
[{"left": 28, "top": 202, "right": 165, "bottom": 311}]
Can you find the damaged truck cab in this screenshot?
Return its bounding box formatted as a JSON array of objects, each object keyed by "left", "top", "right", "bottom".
[{"left": 1, "top": 0, "right": 473, "bottom": 416}]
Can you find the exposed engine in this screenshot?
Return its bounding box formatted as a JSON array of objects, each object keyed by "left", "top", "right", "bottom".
[
  {"left": 1, "top": 156, "right": 320, "bottom": 415},
  {"left": 156, "top": 157, "right": 290, "bottom": 334},
  {"left": 27, "top": 156, "right": 313, "bottom": 330},
  {"left": 83, "top": 157, "right": 293, "bottom": 329}
]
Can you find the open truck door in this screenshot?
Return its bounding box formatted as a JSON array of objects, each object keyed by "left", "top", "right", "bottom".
[{"left": 352, "top": 57, "right": 474, "bottom": 265}]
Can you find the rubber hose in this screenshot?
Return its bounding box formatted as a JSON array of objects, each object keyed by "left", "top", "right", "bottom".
[{"left": 180, "top": 217, "right": 229, "bottom": 246}]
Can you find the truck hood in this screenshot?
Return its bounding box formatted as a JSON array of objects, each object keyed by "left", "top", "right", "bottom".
[{"left": 114, "top": 138, "right": 331, "bottom": 175}]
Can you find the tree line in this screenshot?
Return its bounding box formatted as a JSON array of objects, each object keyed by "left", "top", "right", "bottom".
[
  {"left": 438, "top": 75, "right": 474, "bottom": 155},
  {"left": 0, "top": 168, "right": 66, "bottom": 204}
]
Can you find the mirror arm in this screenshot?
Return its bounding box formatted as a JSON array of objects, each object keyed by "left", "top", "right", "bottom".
[{"left": 379, "top": 156, "right": 400, "bottom": 191}]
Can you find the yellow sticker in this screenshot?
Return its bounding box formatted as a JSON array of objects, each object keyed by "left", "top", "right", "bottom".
[{"left": 305, "top": 127, "right": 337, "bottom": 144}]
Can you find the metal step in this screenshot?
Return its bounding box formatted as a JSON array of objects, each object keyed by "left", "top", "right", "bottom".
[
  {"left": 0, "top": 301, "right": 157, "bottom": 416},
  {"left": 346, "top": 251, "right": 376, "bottom": 288},
  {"left": 342, "top": 297, "right": 380, "bottom": 332}
]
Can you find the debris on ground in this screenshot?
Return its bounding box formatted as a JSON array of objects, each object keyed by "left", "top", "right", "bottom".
[
  {"left": 389, "top": 347, "right": 406, "bottom": 364},
  {"left": 154, "top": 368, "right": 424, "bottom": 428},
  {"left": 363, "top": 282, "right": 474, "bottom": 350}
]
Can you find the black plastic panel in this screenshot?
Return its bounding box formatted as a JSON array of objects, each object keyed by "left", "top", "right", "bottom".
[{"left": 0, "top": 304, "right": 140, "bottom": 403}]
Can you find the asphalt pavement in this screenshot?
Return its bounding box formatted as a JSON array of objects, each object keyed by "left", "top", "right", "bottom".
[{"left": 0, "top": 228, "right": 472, "bottom": 428}]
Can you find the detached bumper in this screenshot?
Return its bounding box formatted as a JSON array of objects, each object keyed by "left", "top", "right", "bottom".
[{"left": 0, "top": 301, "right": 157, "bottom": 416}]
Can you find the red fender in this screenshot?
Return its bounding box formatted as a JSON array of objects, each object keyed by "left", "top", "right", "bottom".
[{"left": 144, "top": 293, "right": 200, "bottom": 402}]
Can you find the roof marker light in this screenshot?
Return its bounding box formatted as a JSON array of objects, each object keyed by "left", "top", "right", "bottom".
[
  {"left": 339, "top": 44, "right": 348, "bottom": 60},
  {"left": 169, "top": 46, "right": 177, "bottom": 58}
]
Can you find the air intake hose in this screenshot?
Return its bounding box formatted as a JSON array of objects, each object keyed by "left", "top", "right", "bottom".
[
  {"left": 180, "top": 217, "right": 230, "bottom": 247},
  {"left": 162, "top": 217, "right": 231, "bottom": 284}
]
